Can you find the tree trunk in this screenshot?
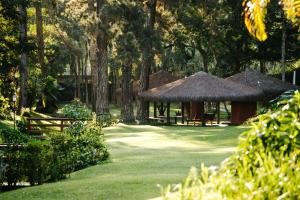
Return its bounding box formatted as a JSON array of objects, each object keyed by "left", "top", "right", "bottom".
[
  {"left": 35, "top": 1, "right": 46, "bottom": 76},
  {"left": 260, "top": 60, "right": 267, "bottom": 74},
  {"left": 18, "top": 3, "right": 28, "bottom": 114},
  {"left": 281, "top": 17, "right": 286, "bottom": 82},
  {"left": 121, "top": 64, "right": 134, "bottom": 122},
  {"left": 87, "top": 0, "right": 98, "bottom": 111},
  {"left": 137, "top": 0, "right": 157, "bottom": 122},
  {"left": 199, "top": 49, "right": 208, "bottom": 72},
  {"left": 85, "top": 44, "right": 89, "bottom": 104},
  {"left": 95, "top": 0, "right": 109, "bottom": 115}
]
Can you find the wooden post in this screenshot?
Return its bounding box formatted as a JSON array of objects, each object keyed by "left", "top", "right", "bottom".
[
  {"left": 146, "top": 101, "right": 150, "bottom": 121},
  {"left": 181, "top": 102, "right": 184, "bottom": 124},
  {"left": 200, "top": 102, "right": 205, "bottom": 126},
  {"left": 217, "top": 102, "right": 220, "bottom": 124},
  {"left": 154, "top": 102, "right": 157, "bottom": 118},
  {"left": 61, "top": 120, "right": 64, "bottom": 132},
  {"left": 167, "top": 102, "right": 170, "bottom": 125}
]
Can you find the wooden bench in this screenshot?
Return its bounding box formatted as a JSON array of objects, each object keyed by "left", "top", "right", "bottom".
[{"left": 186, "top": 113, "right": 216, "bottom": 126}]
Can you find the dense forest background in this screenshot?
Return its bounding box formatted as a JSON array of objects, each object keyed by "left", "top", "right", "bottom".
[{"left": 0, "top": 0, "right": 299, "bottom": 122}]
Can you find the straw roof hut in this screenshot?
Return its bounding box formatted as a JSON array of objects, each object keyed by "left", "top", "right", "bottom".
[
  {"left": 226, "top": 69, "right": 298, "bottom": 100},
  {"left": 139, "top": 71, "right": 264, "bottom": 102},
  {"left": 139, "top": 71, "right": 265, "bottom": 125}
]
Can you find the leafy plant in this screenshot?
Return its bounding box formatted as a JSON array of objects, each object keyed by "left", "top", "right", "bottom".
[
  {"left": 65, "top": 121, "right": 86, "bottom": 136},
  {"left": 0, "top": 95, "right": 10, "bottom": 119},
  {"left": 61, "top": 99, "right": 92, "bottom": 120},
  {"left": 36, "top": 76, "right": 61, "bottom": 113},
  {"left": 163, "top": 90, "right": 300, "bottom": 200},
  {"left": 23, "top": 140, "right": 53, "bottom": 185},
  {"left": 0, "top": 128, "right": 29, "bottom": 143},
  {"left": 16, "top": 117, "right": 28, "bottom": 134},
  {"left": 243, "top": 0, "right": 300, "bottom": 41},
  {"left": 97, "top": 113, "right": 118, "bottom": 128}
]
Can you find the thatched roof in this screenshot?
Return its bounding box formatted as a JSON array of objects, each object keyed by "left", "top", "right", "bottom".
[
  {"left": 226, "top": 69, "right": 298, "bottom": 99},
  {"left": 116, "top": 70, "right": 179, "bottom": 96},
  {"left": 139, "top": 71, "right": 264, "bottom": 102}
]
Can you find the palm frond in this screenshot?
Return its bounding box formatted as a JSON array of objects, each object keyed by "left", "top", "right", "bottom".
[
  {"left": 243, "top": 0, "right": 270, "bottom": 41},
  {"left": 281, "top": 0, "right": 300, "bottom": 32}
]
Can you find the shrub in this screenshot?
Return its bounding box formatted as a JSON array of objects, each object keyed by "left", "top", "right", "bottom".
[
  {"left": 64, "top": 121, "right": 86, "bottom": 136},
  {"left": 61, "top": 99, "right": 92, "bottom": 120},
  {"left": 70, "top": 121, "right": 109, "bottom": 170},
  {"left": 16, "top": 117, "right": 28, "bottom": 134},
  {"left": 0, "top": 128, "right": 29, "bottom": 143},
  {"left": 0, "top": 117, "right": 109, "bottom": 187},
  {"left": 163, "top": 90, "right": 300, "bottom": 200},
  {"left": 23, "top": 140, "right": 53, "bottom": 185},
  {"left": 1, "top": 146, "right": 26, "bottom": 186},
  {"left": 0, "top": 95, "right": 10, "bottom": 119},
  {"left": 48, "top": 131, "right": 74, "bottom": 181},
  {"left": 97, "top": 113, "right": 118, "bottom": 128},
  {"left": 48, "top": 119, "right": 109, "bottom": 179}
]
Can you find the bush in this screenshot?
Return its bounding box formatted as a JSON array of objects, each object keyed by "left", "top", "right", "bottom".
[
  {"left": 61, "top": 99, "right": 92, "bottom": 120},
  {"left": 65, "top": 121, "right": 86, "bottom": 136},
  {"left": 0, "top": 95, "right": 10, "bottom": 119},
  {"left": 163, "top": 90, "right": 300, "bottom": 200},
  {"left": 23, "top": 140, "right": 53, "bottom": 185},
  {"left": 16, "top": 117, "right": 28, "bottom": 134},
  {"left": 0, "top": 128, "right": 29, "bottom": 143},
  {"left": 48, "top": 119, "right": 109, "bottom": 180},
  {"left": 97, "top": 113, "right": 118, "bottom": 128},
  {"left": 0, "top": 117, "right": 109, "bottom": 187},
  {"left": 48, "top": 131, "right": 75, "bottom": 180},
  {"left": 70, "top": 121, "right": 109, "bottom": 170}
]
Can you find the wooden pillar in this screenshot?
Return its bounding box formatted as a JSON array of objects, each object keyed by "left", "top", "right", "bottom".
[
  {"left": 154, "top": 102, "right": 157, "bottom": 118},
  {"left": 200, "top": 101, "right": 205, "bottom": 126},
  {"left": 217, "top": 102, "right": 220, "bottom": 124},
  {"left": 181, "top": 102, "right": 184, "bottom": 124},
  {"left": 167, "top": 102, "right": 170, "bottom": 125},
  {"left": 146, "top": 101, "right": 150, "bottom": 121}
]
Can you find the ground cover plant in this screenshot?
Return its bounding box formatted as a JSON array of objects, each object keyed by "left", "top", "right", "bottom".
[
  {"left": 0, "top": 114, "right": 109, "bottom": 187},
  {"left": 0, "top": 124, "right": 246, "bottom": 200},
  {"left": 162, "top": 90, "right": 300, "bottom": 200}
]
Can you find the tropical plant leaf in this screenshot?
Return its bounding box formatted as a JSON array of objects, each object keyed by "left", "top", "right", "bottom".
[
  {"left": 281, "top": 0, "right": 300, "bottom": 31},
  {"left": 243, "top": 0, "right": 300, "bottom": 41},
  {"left": 243, "top": 0, "right": 270, "bottom": 41}
]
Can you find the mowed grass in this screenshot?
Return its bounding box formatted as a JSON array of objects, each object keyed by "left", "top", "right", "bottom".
[{"left": 0, "top": 124, "right": 247, "bottom": 200}]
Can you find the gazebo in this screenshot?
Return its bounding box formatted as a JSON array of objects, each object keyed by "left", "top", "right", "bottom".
[
  {"left": 116, "top": 70, "right": 178, "bottom": 104},
  {"left": 226, "top": 69, "right": 298, "bottom": 101},
  {"left": 139, "top": 71, "right": 264, "bottom": 126}
]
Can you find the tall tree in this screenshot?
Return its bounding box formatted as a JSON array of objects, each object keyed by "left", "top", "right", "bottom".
[
  {"left": 87, "top": 0, "right": 98, "bottom": 111},
  {"left": 35, "top": 0, "right": 46, "bottom": 76},
  {"left": 137, "top": 0, "right": 157, "bottom": 122},
  {"left": 95, "top": 0, "right": 109, "bottom": 115},
  {"left": 18, "top": 1, "right": 29, "bottom": 114}
]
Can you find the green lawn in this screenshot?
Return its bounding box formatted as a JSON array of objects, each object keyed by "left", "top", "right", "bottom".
[{"left": 0, "top": 124, "right": 247, "bottom": 200}]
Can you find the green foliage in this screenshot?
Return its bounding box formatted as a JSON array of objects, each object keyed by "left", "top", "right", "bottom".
[
  {"left": 48, "top": 131, "right": 74, "bottom": 181},
  {"left": 23, "top": 140, "right": 53, "bottom": 185},
  {"left": 163, "top": 90, "right": 300, "bottom": 200},
  {"left": 36, "top": 76, "right": 61, "bottom": 113},
  {"left": 49, "top": 119, "right": 108, "bottom": 180},
  {"left": 0, "top": 128, "right": 29, "bottom": 143},
  {"left": 16, "top": 117, "right": 28, "bottom": 134},
  {"left": 0, "top": 95, "right": 10, "bottom": 119},
  {"left": 97, "top": 113, "right": 118, "bottom": 128},
  {"left": 0, "top": 119, "right": 109, "bottom": 186},
  {"left": 61, "top": 99, "right": 92, "bottom": 120}
]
